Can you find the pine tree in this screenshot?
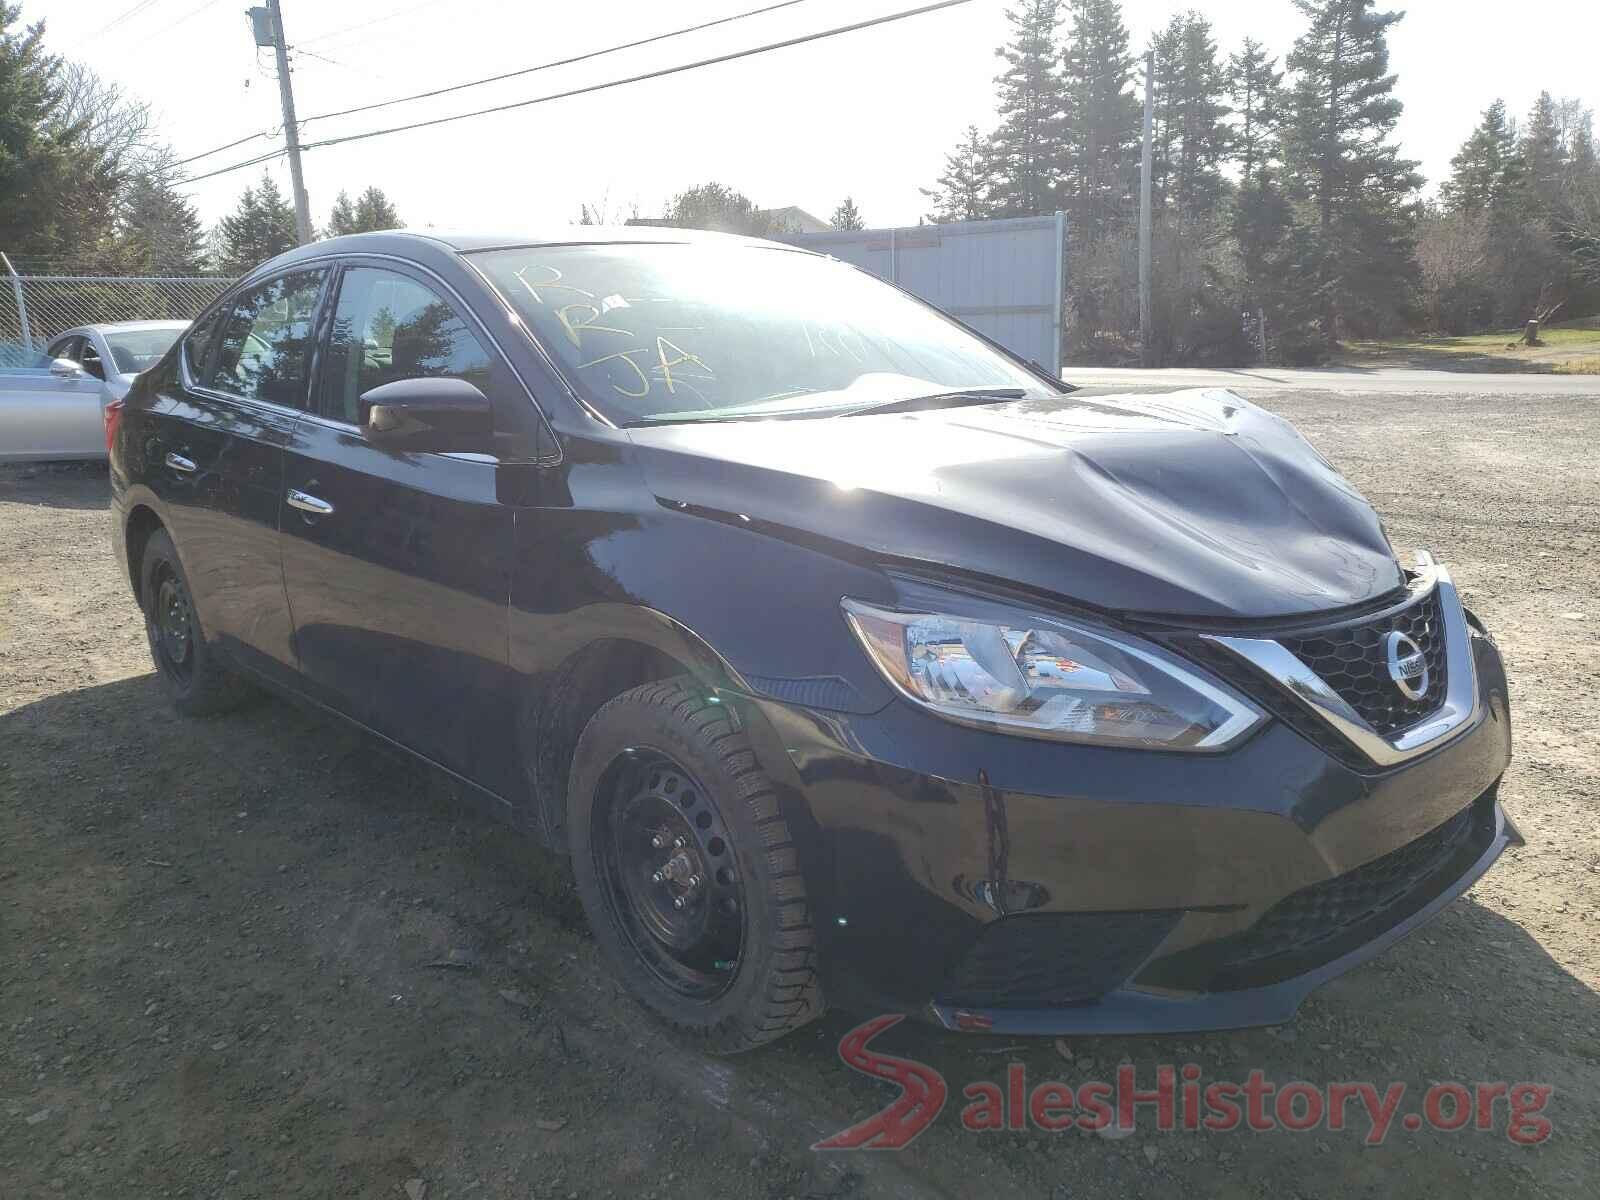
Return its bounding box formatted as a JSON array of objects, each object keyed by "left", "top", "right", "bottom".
[
  {"left": 829, "top": 196, "right": 864, "bottom": 230},
  {"left": 1147, "top": 12, "right": 1230, "bottom": 223},
  {"left": 353, "top": 186, "right": 402, "bottom": 231},
  {"left": 216, "top": 172, "right": 298, "bottom": 276},
  {"left": 326, "top": 190, "right": 358, "bottom": 236},
  {"left": 1440, "top": 101, "right": 1520, "bottom": 216},
  {"left": 1570, "top": 117, "right": 1597, "bottom": 181},
  {"left": 920, "top": 125, "right": 996, "bottom": 222},
  {"left": 1281, "top": 0, "right": 1422, "bottom": 340},
  {"left": 327, "top": 186, "right": 402, "bottom": 236},
  {"left": 1228, "top": 37, "right": 1283, "bottom": 191},
  {"left": 1148, "top": 19, "right": 1182, "bottom": 209},
  {"left": 1513, "top": 94, "right": 1598, "bottom": 321},
  {"left": 118, "top": 159, "right": 209, "bottom": 274},
  {"left": 1520, "top": 92, "right": 1566, "bottom": 214},
  {"left": 987, "top": 0, "right": 1067, "bottom": 218},
  {"left": 1060, "top": 0, "right": 1140, "bottom": 244},
  {"left": 0, "top": 4, "right": 121, "bottom": 260}
]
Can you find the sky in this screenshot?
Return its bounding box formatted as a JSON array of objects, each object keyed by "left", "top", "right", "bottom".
[{"left": 27, "top": 0, "right": 1600, "bottom": 235}]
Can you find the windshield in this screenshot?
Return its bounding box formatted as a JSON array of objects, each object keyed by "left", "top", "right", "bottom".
[
  {"left": 105, "top": 327, "right": 185, "bottom": 375},
  {"left": 471, "top": 244, "right": 1049, "bottom": 424}
]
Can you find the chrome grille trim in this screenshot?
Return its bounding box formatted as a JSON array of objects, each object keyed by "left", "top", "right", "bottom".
[{"left": 1202, "top": 554, "right": 1481, "bottom": 768}]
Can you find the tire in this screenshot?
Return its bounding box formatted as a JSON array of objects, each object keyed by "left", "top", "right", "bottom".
[
  {"left": 139, "top": 528, "right": 255, "bottom": 716},
  {"left": 567, "top": 677, "right": 822, "bottom": 1053}
]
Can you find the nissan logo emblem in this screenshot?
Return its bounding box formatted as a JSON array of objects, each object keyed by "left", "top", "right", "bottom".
[{"left": 1384, "top": 631, "right": 1429, "bottom": 701}]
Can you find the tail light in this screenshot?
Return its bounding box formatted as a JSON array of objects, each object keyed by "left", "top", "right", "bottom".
[{"left": 104, "top": 397, "right": 125, "bottom": 454}]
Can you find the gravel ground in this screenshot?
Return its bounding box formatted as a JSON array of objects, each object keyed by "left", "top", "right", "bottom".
[{"left": 2, "top": 386, "right": 1597, "bottom": 1199}]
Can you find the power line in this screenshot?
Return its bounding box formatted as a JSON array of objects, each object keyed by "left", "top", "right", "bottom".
[
  {"left": 85, "top": 0, "right": 168, "bottom": 40},
  {"left": 297, "top": 0, "right": 818, "bottom": 129},
  {"left": 171, "top": 127, "right": 281, "bottom": 170},
  {"left": 295, "top": 47, "right": 354, "bottom": 68},
  {"left": 295, "top": 0, "right": 451, "bottom": 48},
  {"left": 130, "top": 0, "right": 227, "bottom": 46},
  {"left": 291, "top": 45, "right": 399, "bottom": 85},
  {"left": 177, "top": 0, "right": 973, "bottom": 186},
  {"left": 170, "top": 0, "right": 816, "bottom": 174},
  {"left": 180, "top": 147, "right": 286, "bottom": 186}
]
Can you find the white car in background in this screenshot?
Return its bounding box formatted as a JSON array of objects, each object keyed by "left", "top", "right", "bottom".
[{"left": 1, "top": 320, "right": 189, "bottom": 462}]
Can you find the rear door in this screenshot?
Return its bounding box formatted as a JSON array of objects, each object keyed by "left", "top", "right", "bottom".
[
  {"left": 280, "top": 260, "right": 518, "bottom": 792},
  {"left": 146, "top": 268, "right": 329, "bottom": 684},
  {"left": 0, "top": 338, "right": 105, "bottom": 460}
]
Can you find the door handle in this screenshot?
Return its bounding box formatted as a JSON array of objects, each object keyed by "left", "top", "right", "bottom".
[
  {"left": 286, "top": 489, "right": 334, "bottom": 517},
  {"left": 164, "top": 452, "right": 197, "bottom": 473}
]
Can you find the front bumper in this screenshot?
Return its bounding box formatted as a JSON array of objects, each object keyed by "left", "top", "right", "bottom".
[
  {"left": 741, "top": 626, "right": 1514, "bottom": 1035},
  {"left": 930, "top": 790, "right": 1517, "bottom": 1034}
]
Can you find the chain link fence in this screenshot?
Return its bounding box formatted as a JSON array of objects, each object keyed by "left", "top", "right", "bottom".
[{"left": 1, "top": 253, "right": 232, "bottom": 357}]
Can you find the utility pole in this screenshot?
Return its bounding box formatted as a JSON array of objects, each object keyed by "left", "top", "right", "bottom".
[
  {"left": 255, "top": 1, "right": 313, "bottom": 245},
  {"left": 1139, "top": 48, "right": 1154, "bottom": 367}
]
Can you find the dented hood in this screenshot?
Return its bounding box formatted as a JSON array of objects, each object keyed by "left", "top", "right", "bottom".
[{"left": 624, "top": 388, "right": 1404, "bottom": 620}]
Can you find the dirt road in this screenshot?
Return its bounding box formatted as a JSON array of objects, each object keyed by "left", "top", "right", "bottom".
[{"left": 3, "top": 386, "right": 1597, "bottom": 1198}]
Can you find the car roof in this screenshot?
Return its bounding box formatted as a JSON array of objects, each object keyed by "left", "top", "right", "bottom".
[
  {"left": 356, "top": 226, "right": 802, "bottom": 250},
  {"left": 63, "top": 321, "right": 192, "bottom": 337},
  {"left": 257, "top": 226, "right": 815, "bottom": 275}
]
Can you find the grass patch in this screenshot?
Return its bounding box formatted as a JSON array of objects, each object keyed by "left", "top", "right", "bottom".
[
  {"left": 1341, "top": 325, "right": 1600, "bottom": 373},
  {"left": 1555, "top": 357, "right": 1600, "bottom": 375},
  {"left": 1357, "top": 328, "right": 1600, "bottom": 353}
]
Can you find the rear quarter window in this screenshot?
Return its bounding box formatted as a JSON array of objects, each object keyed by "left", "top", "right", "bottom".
[{"left": 183, "top": 312, "right": 223, "bottom": 380}]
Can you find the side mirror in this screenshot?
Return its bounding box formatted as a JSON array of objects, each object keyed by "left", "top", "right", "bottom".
[
  {"left": 360, "top": 376, "right": 494, "bottom": 452},
  {"left": 50, "top": 358, "right": 83, "bottom": 379}
]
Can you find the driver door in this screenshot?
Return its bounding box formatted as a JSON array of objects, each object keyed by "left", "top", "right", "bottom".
[{"left": 280, "top": 260, "right": 518, "bottom": 794}]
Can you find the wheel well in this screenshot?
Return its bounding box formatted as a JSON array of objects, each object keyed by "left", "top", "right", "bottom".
[
  {"left": 530, "top": 639, "right": 702, "bottom": 852},
  {"left": 124, "top": 505, "right": 164, "bottom": 607}
]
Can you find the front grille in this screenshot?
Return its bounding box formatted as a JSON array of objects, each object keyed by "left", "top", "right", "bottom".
[
  {"left": 937, "top": 911, "right": 1180, "bottom": 1010},
  {"left": 1213, "top": 801, "right": 1482, "bottom": 974},
  {"left": 1281, "top": 589, "right": 1448, "bottom": 735}
]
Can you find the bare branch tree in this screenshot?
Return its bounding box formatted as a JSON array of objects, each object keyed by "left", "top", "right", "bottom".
[{"left": 51, "top": 61, "right": 160, "bottom": 177}]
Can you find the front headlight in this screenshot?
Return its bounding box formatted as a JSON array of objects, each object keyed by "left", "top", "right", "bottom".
[{"left": 842, "top": 594, "right": 1264, "bottom": 750}]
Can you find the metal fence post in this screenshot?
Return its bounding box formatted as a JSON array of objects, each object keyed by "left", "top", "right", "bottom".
[
  {"left": 2, "top": 252, "right": 33, "bottom": 352},
  {"left": 1053, "top": 211, "right": 1066, "bottom": 377}
]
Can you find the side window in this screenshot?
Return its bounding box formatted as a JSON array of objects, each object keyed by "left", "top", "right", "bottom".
[
  {"left": 79, "top": 339, "right": 106, "bottom": 381},
  {"left": 207, "top": 270, "right": 327, "bottom": 407},
  {"left": 320, "top": 267, "right": 493, "bottom": 425},
  {"left": 183, "top": 311, "right": 222, "bottom": 380}
]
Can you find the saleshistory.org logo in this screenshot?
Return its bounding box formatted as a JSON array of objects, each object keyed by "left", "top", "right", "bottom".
[{"left": 812, "top": 1016, "right": 1554, "bottom": 1150}]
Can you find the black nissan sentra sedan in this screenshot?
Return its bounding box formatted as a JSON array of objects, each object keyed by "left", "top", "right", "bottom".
[{"left": 108, "top": 229, "right": 1516, "bottom": 1052}]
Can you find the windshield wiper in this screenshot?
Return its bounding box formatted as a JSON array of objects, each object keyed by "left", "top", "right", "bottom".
[
  {"left": 623, "top": 387, "right": 1031, "bottom": 427},
  {"left": 836, "top": 387, "right": 1028, "bottom": 417}
]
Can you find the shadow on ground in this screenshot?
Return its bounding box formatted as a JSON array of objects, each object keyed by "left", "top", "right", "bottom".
[
  {"left": 3, "top": 673, "right": 1594, "bottom": 1198},
  {"left": 0, "top": 461, "right": 112, "bottom": 510}
]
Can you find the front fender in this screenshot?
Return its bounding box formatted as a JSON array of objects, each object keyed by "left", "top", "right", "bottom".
[
  {"left": 530, "top": 503, "right": 901, "bottom": 715},
  {"left": 506, "top": 499, "right": 900, "bottom": 851}
]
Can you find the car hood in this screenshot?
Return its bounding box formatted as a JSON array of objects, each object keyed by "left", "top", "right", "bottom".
[{"left": 624, "top": 388, "right": 1404, "bottom": 620}]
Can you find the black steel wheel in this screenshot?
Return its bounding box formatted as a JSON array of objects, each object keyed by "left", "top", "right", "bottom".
[
  {"left": 594, "top": 751, "right": 745, "bottom": 1001},
  {"left": 139, "top": 528, "right": 256, "bottom": 716},
  {"left": 150, "top": 564, "right": 196, "bottom": 684},
  {"left": 567, "top": 678, "right": 821, "bottom": 1053}
]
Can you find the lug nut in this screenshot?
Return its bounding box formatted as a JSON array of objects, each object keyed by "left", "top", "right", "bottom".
[
  {"left": 672, "top": 896, "right": 686, "bottom": 909},
  {"left": 673, "top": 836, "right": 687, "bottom": 849},
  {"left": 651, "top": 870, "right": 664, "bottom": 883},
  {"left": 651, "top": 835, "right": 665, "bottom": 849},
  {"left": 687, "top": 874, "right": 701, "bottom": 889}
]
